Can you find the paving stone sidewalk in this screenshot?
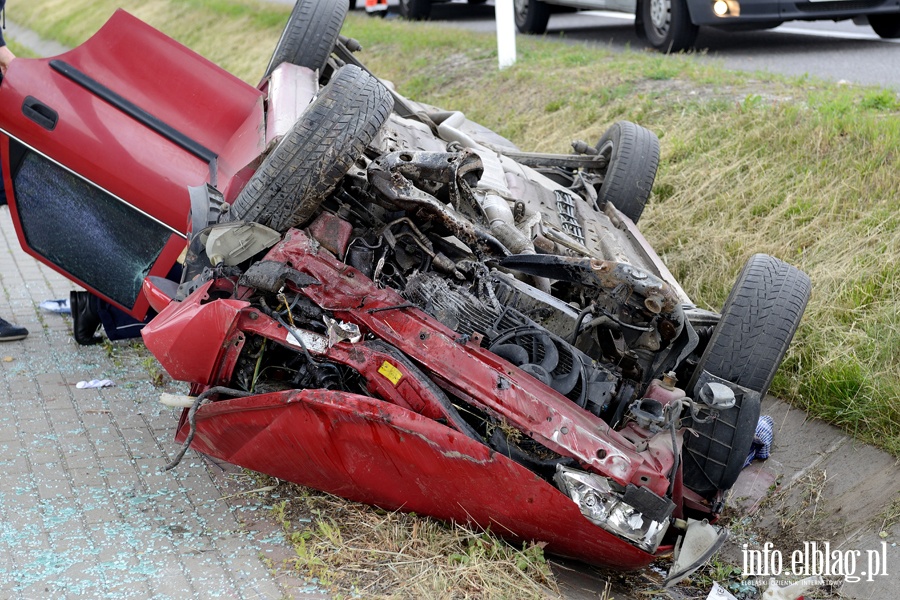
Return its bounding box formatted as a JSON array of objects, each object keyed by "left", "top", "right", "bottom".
[{"left": 0, "top": 207, "right": 313, "bottom": 599}]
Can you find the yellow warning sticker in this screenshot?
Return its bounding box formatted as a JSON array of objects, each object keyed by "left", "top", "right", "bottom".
[{"left": 378, "top": 361, "right": 403, "bottom": 386}]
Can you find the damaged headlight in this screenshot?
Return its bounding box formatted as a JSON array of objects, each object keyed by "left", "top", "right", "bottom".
[{"left": 554, "top": 465, "right": 671, "bottom": 553}]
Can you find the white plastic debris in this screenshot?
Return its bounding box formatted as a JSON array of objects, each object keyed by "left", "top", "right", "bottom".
[
  {"left": 707, "top": 582, "right": 738, "bottom": 600},
  {"left": 40, "top": 298, "right": 71, "bottom": 314},
  {"left": 159, "top": 393, "right": 196, "bottom": 408},
  {"left": 75, "top": 379, "right": 115, "bottom": 389},
  {"left": 762, "top": 576, "right": 824, "bottom": 600},
  {"left": 324, "top": 316, "right": 362, "bottom": 347}
]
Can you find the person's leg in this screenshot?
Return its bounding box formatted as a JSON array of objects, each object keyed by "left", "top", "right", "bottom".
[
  {"left": 365, "top": 0, "right": 388, "bottom": 16},
  {"left": 70, "top": 291, "right": 102, "bottom": 345},
  {"left": 70, "top": 291, "right": 151, "bottom": 345},
  {"left": 96, "top": 300, "right": 150, "bottom": 341}
]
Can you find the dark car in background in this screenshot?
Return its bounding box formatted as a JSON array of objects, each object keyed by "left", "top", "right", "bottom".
[
  {"left": 397, "top": 0, "right": 900, "bottom": 52},
  {"left": 517, "top": 0, "right": 900, "bottom": 52}
]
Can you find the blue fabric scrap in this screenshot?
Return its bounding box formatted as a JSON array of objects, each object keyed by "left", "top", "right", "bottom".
[{"left": 744, "top": 415, "right": 774, "bottom": 468}]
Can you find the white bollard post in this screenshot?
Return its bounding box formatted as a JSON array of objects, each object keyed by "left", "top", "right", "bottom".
[{"left": 495, "top": 0, "right": 517, "bottom": 69}]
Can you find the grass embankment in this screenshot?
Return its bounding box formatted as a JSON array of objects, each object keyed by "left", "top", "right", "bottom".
[{"left": 9, "top": 0, "right": 899, "bottom": 595}]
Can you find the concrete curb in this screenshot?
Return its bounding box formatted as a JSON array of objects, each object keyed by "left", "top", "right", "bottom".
[
  {"left": 5, "top": 21, "right": 69, "bottom": 58},
  {"left": 741, "top": 397, "right": 900, "bottom": 600}
]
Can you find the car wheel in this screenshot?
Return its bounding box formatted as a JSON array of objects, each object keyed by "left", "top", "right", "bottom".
[
  {"left": 225, "top": 65, "right": 393, "bottom": 233},
  {"left": 639, "top": 0, "right": 698, "bottom": 53},
  {"left": 262, "top": 0, "right": 348, "bottom": 80},
  {"left": 594, "top": 121, "right": 660, "bottom": 224},
  {"left": 400, "top": 0, "right": 432, "bottom": 20},
  {"left": 682, "top": 254, "right": 811, "bottom": 497},
  {"left": 514, "top": 0, "right": 551, "bottom": 34},
  {"left": 869, "top": 14, "right": 900, "bottom": 38},
  {"left": 349, "top": 0, "right": 357, "bottom": 9}
]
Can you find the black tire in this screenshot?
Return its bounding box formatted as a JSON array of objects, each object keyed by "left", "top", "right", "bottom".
[
  {"left": 514, "top": 0, "right": 551, "bottom": 34},
  {"left": 469, "top": 0, "right": 489, "bottom": 4},
  {"left": 263, "top": 0, "right": 348, "bottom": 80},
  {"left": 640, "top": 0, "right": 698, "bottom": 53},
  {"left": 595, "top": 121, "right": 660, "bottom": 224},
  {"left": 400, "top": 0, "right": 432, "bottom": 20},
  {"left": 349, "top": 0, "right": 357, "bottom": 9},
  {"left": 869, "top": 14, "right": 900, "bottom": 38},
  {"left": 226, "top": 65, "right": 393, "bottom": 232},
  {"left": 683, "top": 254, "right": 811, "bottom": 497}
]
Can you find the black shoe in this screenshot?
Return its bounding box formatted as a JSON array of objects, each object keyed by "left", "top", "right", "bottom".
[
  {"left": 0, "top": 317, "right": 27, "bottom": 342},
  {"left": 70, "top": 291, "right": 102, "bottom": 346}
]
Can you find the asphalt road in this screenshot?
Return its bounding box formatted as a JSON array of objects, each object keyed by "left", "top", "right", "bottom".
[{"left": 347, "top": 1, "right": 900, "bottom": 89}]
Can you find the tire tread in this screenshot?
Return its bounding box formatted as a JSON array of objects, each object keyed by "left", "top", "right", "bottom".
[
  {"left": 228, "top": 65, "right": 393, "bottom": 232},
  {"left": 264, "top": 0, "right": 348, "bottom": 78},
  {"left": 683, "top": 254, "right": 811, "bottom": 496},
  {"left": 596, "top": 121, "right": 660, "bottom": 223}
]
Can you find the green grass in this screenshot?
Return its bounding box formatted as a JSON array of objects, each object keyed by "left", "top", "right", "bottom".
[
  {"left": 265, "top": 480, "right": 559, "bottom": 598},
  {"left": 5, "top": 39, "right": 39, "bottom": 59}
]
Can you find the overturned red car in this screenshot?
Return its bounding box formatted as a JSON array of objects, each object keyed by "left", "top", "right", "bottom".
[{"left": 0, "top": 0, "right": 810, "bottom": 583}]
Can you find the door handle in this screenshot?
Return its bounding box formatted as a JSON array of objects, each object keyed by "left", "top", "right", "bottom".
[{"left": 22, "top": 96, "right": 58, "bottom": 131}]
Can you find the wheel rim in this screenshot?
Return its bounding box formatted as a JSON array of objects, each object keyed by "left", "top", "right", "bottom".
[
  {"left": 649, "top": 0, "right": 670, "bottom": 33},
  {"left": 514, "top": 0, "right": 529, "bottom": 24},
  {"left": 596, "top": 139, "right": 614, "bottom": 160}
]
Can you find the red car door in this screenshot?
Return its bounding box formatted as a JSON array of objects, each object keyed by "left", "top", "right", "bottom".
[{"left": 0, "top": 10, "right": 265, "bottom": 318}]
